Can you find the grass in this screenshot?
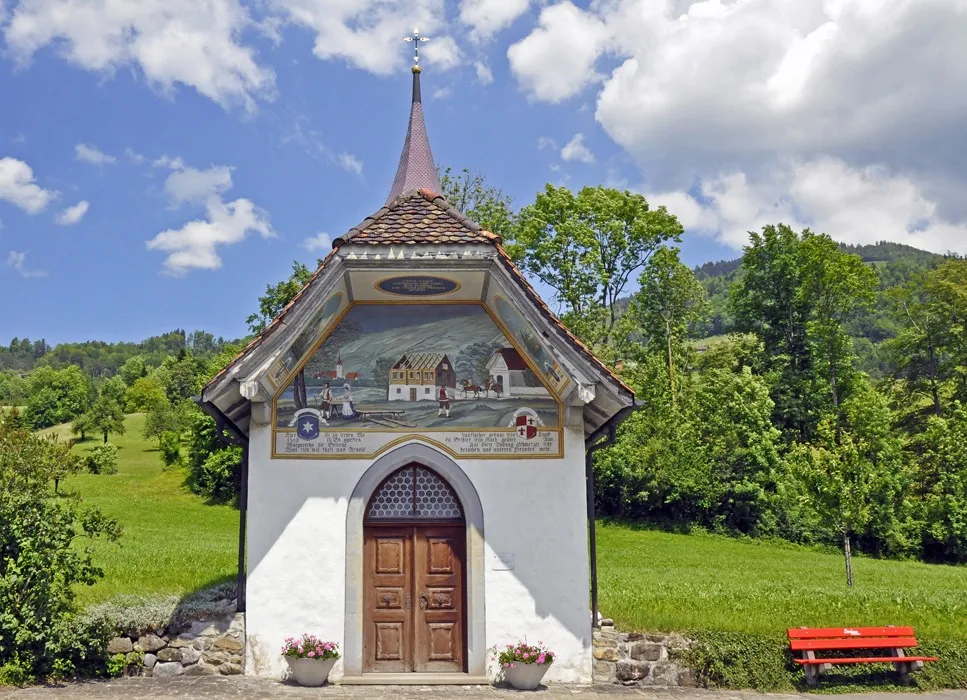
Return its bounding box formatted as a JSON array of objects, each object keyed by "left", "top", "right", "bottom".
[
  {"left": 597, "top": 521, "right": 967, "bottom": 639},
  {"left": 43, "top": 414, "right": 239, "bottom": 605}
]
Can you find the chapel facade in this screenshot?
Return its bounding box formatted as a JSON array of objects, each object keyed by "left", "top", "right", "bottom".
[{"left": 201, "top": 55, "right": 635, "bottom": 684}]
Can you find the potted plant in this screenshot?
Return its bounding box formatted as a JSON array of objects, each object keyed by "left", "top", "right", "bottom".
[
  {"left": 493, "top": 640, "right": 555, "bottom": 690},
  {"left": 281, "top": 634, "right": 340, "bottom": 686}
]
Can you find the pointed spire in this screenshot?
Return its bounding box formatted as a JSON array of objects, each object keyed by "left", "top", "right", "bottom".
[{"left": 385, "top": 64, "right": 442, "bottom": 204}]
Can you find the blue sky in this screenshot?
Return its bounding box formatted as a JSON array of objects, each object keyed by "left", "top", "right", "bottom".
[{"left": 1, "top": 0, "right": 965, "bottom": 346}]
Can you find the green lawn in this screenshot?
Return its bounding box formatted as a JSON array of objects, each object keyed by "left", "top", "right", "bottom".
[
  {"left": 598, "top": 521, "right": 967, "bottom": 639},
  {"left": 45, "top": 414, "right": 239, "bottom": 605}
]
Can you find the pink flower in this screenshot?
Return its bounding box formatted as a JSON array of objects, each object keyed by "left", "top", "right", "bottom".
[
  {"left": 308, "top": 651, "right": 316, "bottom": 658},
  {"left": 537, "top": 654, "right": 546, "bottom": 664},
  {"left": 503, "top": 663, "right": 510, "bottom": 668}
]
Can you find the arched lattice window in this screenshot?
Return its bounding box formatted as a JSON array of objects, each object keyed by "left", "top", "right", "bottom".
[{"left": 366, "top": 465, "right": 463, "bottom": 520}]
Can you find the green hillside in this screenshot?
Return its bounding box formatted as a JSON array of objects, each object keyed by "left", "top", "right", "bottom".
[{"left": 44, "top": 414, "right": 238, "bottom": 605}]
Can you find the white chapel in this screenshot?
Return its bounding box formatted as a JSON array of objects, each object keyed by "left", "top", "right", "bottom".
[{"left": 200, "top": 45, "right": 636, "bottom": 684}]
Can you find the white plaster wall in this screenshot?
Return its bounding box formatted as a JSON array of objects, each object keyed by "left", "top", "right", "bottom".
[{"left": 244, "top": 424, "right": 591, "bottom": 682}]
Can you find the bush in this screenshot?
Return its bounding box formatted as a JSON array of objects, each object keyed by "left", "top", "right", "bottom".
[
  {"left": 159, "top": 431, "right": 182, "bottom": 468},
  {"left": 82, "top": 583, "right": 237, "bottom": 638},
  {"left": 85, "top": 443, "right": 119, "bottom": 475},
  {"left": 0, "top": 422, "right": 122, "bottom": 681}
]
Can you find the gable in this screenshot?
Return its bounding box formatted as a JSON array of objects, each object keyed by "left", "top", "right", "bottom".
[{"left": 271, "top": 301, "right": 563, "bottom": 460}]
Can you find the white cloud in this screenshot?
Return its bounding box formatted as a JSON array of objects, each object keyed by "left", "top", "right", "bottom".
[
  {"left": 6, "top": 250, "right": 47, "bottom": 278},
  {"left": 75, "top": 143, "right": 116, "bottom": 165},
  {"left": 125, "top": 147, "right": 145, "bottom": 164},
  {"left": 147, "top": 197, "right": 273, "bottom": 275},
  {"left": 146, "top": 157, "right": 273, "bottom": 274},
  {"left": 431, "top": 85, "right": 452, "bottom": 100},
  {"left": 270, "top": 0, "right": 446, "bottom": 75},
  {"left": 302, "top": 232, "right": 331, "bottom": 252},
  {"left": 648, "top": 157, "right": 967, "bottom": 254},
  {"left": 153, "top": 154, "right": 185, "bottom": 170},
  {"left": 507, "top": 2, "right": 609, "bottom": 102},
  {"left": 164, "top": 165, "right": 234, "bottom": 206},
  {"left": 422, "top": 36, "right": 462, "bottom": 70},
  {"left": 537, "top": 136, "right": 557, "bottom": 150},
  {"left": 0, "top": 157, "right": 56, "bottom": 213},
  {"left": 4, "top": 0, "right": 276, "bottom": 111},
  {"left": 337, "top": 153, "right": 363, "bottom": 177},
  {"left": 56, "top": 200, "right": 90, "bottom": 225},
  {"left": 508, "top": 0, "right": 967, "bottom": 246},
  {"left": 460, "top": 0, "right": 530, "bottom": 42},
  {"left": 561, "top": 133, "right": 595, "bottom": 164},
  {"left": 474, "top": 60, "right": 493, "bottom": 85}
]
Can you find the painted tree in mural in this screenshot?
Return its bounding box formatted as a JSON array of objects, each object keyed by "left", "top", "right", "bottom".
[{"left": 455, "top": 341, "right": 501, "bottom": 386}]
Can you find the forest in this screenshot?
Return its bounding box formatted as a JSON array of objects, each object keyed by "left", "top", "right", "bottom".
[{"left": 4, "top": 169, "right": 966, "bottom": 574}]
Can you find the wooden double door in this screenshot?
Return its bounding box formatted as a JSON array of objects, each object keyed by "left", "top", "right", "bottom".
[{"left": 363, "top": 523, "right": 465, "bottom": 673}]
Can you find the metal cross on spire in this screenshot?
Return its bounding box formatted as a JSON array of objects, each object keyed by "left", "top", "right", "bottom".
[{"left": 403, "top": 29, "right": 430, "bottom": 68}]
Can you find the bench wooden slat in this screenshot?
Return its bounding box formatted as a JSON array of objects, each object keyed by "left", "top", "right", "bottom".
[
  {"left": 788, "top": 627, "right": 914, "bottom": 639},
  {"left": 791, "top": 637, "right": 919, "bottom": 651},
  {"left": 795, "top": 656, "right": 938, "bottom": 665}
]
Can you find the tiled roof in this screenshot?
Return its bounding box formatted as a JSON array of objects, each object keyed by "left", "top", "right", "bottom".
[
  {"left": 491, "top": 347, "right": 528, "bottom": 371},
  {"left": 332, "top": 189, "right": 501, "bottom": 247},
  {"left": 394, "top": 353, "right": 449, "bottom": 370}
]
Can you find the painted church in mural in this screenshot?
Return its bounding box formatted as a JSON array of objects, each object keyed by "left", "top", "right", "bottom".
[{"left": 200, "top": 34, "right": 635, "bottom": 686}]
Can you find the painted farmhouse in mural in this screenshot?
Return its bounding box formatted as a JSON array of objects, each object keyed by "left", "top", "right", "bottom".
[
  {"left": 388, "top": 352, "right": 457, "bottom": 401},
  {"left": 200, "top": 40, "right": 636, "bottom": 687}
]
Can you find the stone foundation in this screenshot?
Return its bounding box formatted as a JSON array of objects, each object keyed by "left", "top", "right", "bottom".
[
  {"left": 592, "top": 620, "right": 696, "bottom": 687},
  {"left": 107, "top": 612, "right": 245, "bottom": 677}
]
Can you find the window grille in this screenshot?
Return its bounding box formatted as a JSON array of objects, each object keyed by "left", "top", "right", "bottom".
[{"left": 366, "top": 466, "right": 463, "bottom": 520}]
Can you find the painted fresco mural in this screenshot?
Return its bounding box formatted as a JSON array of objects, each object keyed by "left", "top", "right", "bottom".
[
  {"left": 492, "top": 295, "right": 570, "bottom": 396},
  {"left": 272, "top": 302, "right": 563, "bottom": 458},
  {"left": 267, "top": 291, "right": 345, "bottom": 389}
]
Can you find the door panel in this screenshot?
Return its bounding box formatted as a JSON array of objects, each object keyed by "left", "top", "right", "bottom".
[
  {"left": 414, "top": 525, "right": 464, "bottom": 672},
  {"left": 363, "top": 528, "right": 411, "bottom": 672}
]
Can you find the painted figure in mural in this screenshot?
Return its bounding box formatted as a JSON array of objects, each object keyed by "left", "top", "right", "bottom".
[
  {"left": 438, "top": 385, "right": 451, "bottom": 418},
  {"left": 485, "top": 375, "right": 503, "bottom": 399},
  {"left": 319, "top": 382, "right": 333, "bottom": 420},
  {"left": 341, "top": 383, "right": 356, "bottom": 419},
  {"left": 460, "top": 380, "right": 482, "bottom": 399}
]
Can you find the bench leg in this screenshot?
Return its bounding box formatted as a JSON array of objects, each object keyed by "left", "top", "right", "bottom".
[{"left": 802, "top": 651, "right": 820, "bottom": 687}]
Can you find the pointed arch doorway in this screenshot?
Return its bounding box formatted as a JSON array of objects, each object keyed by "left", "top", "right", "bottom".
[{"left": 363, "top": 463, "right": 466, "bottom": 673}]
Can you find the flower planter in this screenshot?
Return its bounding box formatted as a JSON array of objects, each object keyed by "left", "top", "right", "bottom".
[
  {"left": 504, "top": 662, "right": 551, "bottom": 690},
  {"left": 285, "top": 656, "right": 336, "bottom": 686}
]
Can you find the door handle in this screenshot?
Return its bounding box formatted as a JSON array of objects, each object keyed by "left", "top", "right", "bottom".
[{"left": 419, "top": 594, "right": 428, "bottom": 610}]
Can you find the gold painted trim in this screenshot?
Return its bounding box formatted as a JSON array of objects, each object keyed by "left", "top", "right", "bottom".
[{"left": 373, "top": 274, "right": 463, "bottom": 297}]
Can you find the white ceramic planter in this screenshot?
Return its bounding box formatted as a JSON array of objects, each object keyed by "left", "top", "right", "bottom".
[
  {"left": 504, "top": 662, "right": 551, "bottom": 690},
  {"left": 285, "top": 656, "right": 337, "bottom": 686}
]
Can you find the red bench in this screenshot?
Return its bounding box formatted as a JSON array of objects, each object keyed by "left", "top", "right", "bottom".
[{"left": 787, "top": 626, "right": 938, "bottom": 686}]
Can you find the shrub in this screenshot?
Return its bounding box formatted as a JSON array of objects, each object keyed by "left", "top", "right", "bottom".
[
  {"left": 159, "top": 431, "right": 182, "bottom": 469},
  {"left": 492, "top": 640, "right": 555, "bottom": 668},
  {"left": 0, "top": 422, "right": 122, "bottom": 681},
  {"left": 85, "top": 443, "right": 119, "bottom": 475},
  {"left": 82, "top": 583, "right": 237, "bottom": 638}
]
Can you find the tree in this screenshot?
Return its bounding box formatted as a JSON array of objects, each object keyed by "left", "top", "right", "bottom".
[
  {"left": 885, "top": 259, "right": 967, "bottom": 418},
  {"left": 85, "top": 443, "right": 119, "bottom": 475},
  {"left": 628, "top": 247, "right": 709, "bottom": 403},
  {"left": 70, "top": 412, "right": 93, "bottom": 442},
  {"left": 439, "top": 167, "right": 516, "bottom": 240},
  {"left": 510, "top": 185, "right": 683, "bottom": 346},
  {"left": 799, "top": 233, "right": 878, "bottom": 419},
  {"left": 0, "top": 419, "right": 121, "bottom": 680},
  {"left": 246, "top": 260, "right": 321, "bottom": 335},
  {"left": 23, "top": 366, "right": 92, "bottom": 429},
  {"left": 118, "top": 356, "right": 147, "bottom": 386},
  {"left": 143, "top": 403, "right": 183, "bottom": 446},
  {"left": 913, "top": 403, "right": 967, "bottom": 562},
  {"left": 125, "top": 376, "right": 169, "bottom": 413},
  {"left": 86, "top": 395, "right": 126, "bottom": 443}
]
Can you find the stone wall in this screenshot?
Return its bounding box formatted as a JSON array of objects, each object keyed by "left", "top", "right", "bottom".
[
  {"left": 107, "top": 612, "right": 245, "bottom": 678},
  {"left": 592, "top": 620, "right": 696, "bottom": 687}
]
